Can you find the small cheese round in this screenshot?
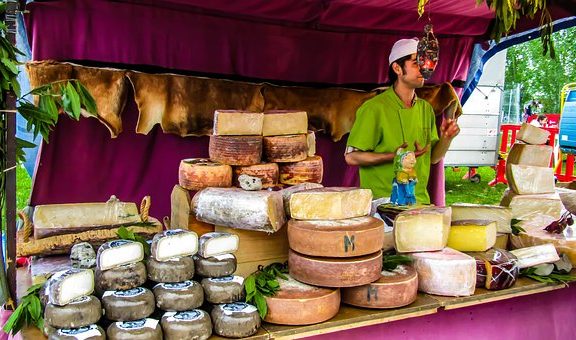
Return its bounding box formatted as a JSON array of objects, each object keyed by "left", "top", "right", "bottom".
[
  {"left": 106, "top": 318, "right": 163, "bottom": 340},
  {"left": 153, "top": 280, "right": 204, "bottom": 311},
  {"left": 45, "top": 296, "right": 102, "bottom": 329},
  {"left": 194, "top": 254, "right": 237, "bottom": 278},
  {"left": 201, "top": 276, "right": 245, "bottom": 304},
  {"left": 102, "top": 287, "right": 155, "bottom": 321},
  {"left": 279, "top": 156, "right": 323, "bottom": 185},
  {"left": 49, "top": 324, "right": 105, "bottom": 340},
  {"left": 211, "top": 303, "right": 261, "bottom": 338},
  {"left": 146, "top": 256, "right": 194, "bottom": 283},
  {"left": 95, "top": 261, "right": 147, "bottom": 293},
  {"left": 263, "top": 134, "right": 308, "bottom": 163},
  {"left": 178, "top": 158, "right": 232, "bottom": 191},
  {"left": 161, "top": 310, "right": 212, "bottom": 340}
]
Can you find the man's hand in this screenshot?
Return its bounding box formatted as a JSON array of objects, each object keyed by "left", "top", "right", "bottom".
[
  {"left": 439, "top": 118, "right": 460, "bottom": 140},
  {"left": 414, "top": 141, "right": 429, "bottom": 158}
]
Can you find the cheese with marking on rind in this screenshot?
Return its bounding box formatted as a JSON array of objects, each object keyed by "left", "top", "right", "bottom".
[
  {"left": 279, "top": 156, "right": 323, "bottom": 185},
  {"left": 447, "top": 219, "right": 497, "bottom": 252},
  {"left": 211, "top": 303, "right": 261, "bottom": 338},
  {"left": 410, "top": 248, "right": 476, "bottom": 297},
  {"left": 97, "top": 240, "right": 144, "bottom": 271},
  {"left": 153, "top": 280, "right": 204, "bottom": 311},
  {"left": 106, "top": 318, "right": 162, "bottom": 340},
  {"left": 287, "top": 217, "right": 384, "bottom": 257},
  {"left": 289, "top": 249, "right": 382, "bottom": 287},
  {"left": 45, "top": 296, "right": 102, "bottom": 329},
  {"left": 507, "top": 143, "right": 553, "bottom": 167},
  {"left": 394, "top": 207, "right": 451, "bottom": 253},
  {"left": 341, "top": 265, "right": 418, "bottom": 309},
  {"left": 279, "top": 183, "right": 324, "bottom": 215},
  {"left": 161, "top": 310, "right": 212, "bottom": 340},
  {"left": 233, "top": 163, "right": 279, "bottom": 188},
  {"left": 510, "top": 224, "right": 576, "bottom": 266},
  {"left": 262, "top": 110, "right": 308, "bottom": 136},
  {"left": 263, "top": 134, "right": 308, "bottom": 163},
  {"left": 213, "top": 110, "right": 264, "bottom": 136},
  {"left": 192, "top": 188, "right": 286, "bottom": 233},
  {"left": 95, "top": 261, "right": 146, "bottom": 292},
  {"left": 201, "top": 276, "right": 245, "bottom": 304},
  {"left": 264, "top": 275, "right": 340, "bottom": 325},
  {"left": 197, "top": 232, "right": 239, "bottom": 258},
  {"left": 178, "top": 158, "right": 232, "bottom": 191},
  {"left": 193, "top": 254, "right": 237, "bottom": 278},
  {"left": 500, "top": 189, "right": 562, "bottom": 220},
  {"left": 50, "top": 324, "right": 105, "bottom": 340},
  {"left": 516, "top": 123, "right": 550, "bottom": 145},
  {"left": 289, "top": 187, "right": 372, "bottom": 220},
  {"left": 451, "top": 203, "right": 512, "bottom": 233},
  {"left": 209, "top": 135, "right": 262, "bottom": 166},
  {"left": 506, "top": 164, "right": 555, "bottom": 195},
  {"left": 47, "top": 269, "right": 95, "bottom": 306},
  {"left": 102, "top": 287, "right": 155, "bottom": 321},
  {"left": 468, "top": 248, "right": 519, "bottom": 290},
  {"left": 509, "top": 243, "right": 560, "bottom": 269},
  {"left": 146, "top": 256, "right": 195, "bottom": 283},
  {"left": 150, "top": 229, "right": 198, "bottom": 262}
]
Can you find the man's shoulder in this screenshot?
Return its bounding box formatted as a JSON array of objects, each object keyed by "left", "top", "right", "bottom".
[{"left": 359, "top": 88, "right": 397, "bottom": 109}]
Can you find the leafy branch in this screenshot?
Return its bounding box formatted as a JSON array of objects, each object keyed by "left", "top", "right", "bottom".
[
  {"left": 520, "top": 267, "right": 576, "bottom": 284},
  {"left": 510, "top": 219, "right": 526, "bottom": 236},
  {"left": 116, "top": 226, "right": 151, "bottom": 256},
  {"left": 2, "top": 283, "right": 44, "bottom": 336},
  {"left": 244, "top": 262, "right": 288, "bottom": 319},
  {"left": 382, "top": 254, "right": 412, "bottom": 271}
]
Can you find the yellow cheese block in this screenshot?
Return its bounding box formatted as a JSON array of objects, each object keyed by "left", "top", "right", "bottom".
[
  {"left": 213, "top": 110, "right": 263, "bottom": 136},
  {"left": 262, "top": 110, "right": 308, "bottom": 136},
  {"left": 507, "top": 143, "right": 553, "bottom": 167},
  {"left": 394, "top": 207, "right": 451, "bottom": 253},
  {"left": 447, "top": 219, "right": 497, "bottom": 252},
  {"left": 289, "top": 187, "right": 372, "bottom": 220},
  {"left": 450, "top": 203, "right": 512, "bottom": 234}
]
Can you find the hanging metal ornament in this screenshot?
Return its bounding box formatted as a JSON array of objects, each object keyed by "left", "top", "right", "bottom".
[{"left": 417, "top": 23, "right": 439, "bottom": 80}]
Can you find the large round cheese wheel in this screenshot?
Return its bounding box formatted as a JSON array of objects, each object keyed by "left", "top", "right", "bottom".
[
  {"left": 49, "top": 324, "right": 105, "bottom": 340},
  {"left": 193, "top": 254, "right": 237, "bottom": 278},
  {"left": 178, "top": 158, "right": 232, "bottom": 191},
  {"left": 161, "top": 310, "right": 212, "bottom": 340},
  {"left": 209, "top": 135, "right": 262, "bottom": 166},
  {"left": 279, "top": 156, "right": 323, "bottom": 185},
  {"left": 107, "top": 318, "right": 163, "bottom": 340},
  {"left": 96, "top": 261, "right": 147, "bottom": 293},
  {"left": 146, "top": 256, "right": 194, "bottom": 283},
  {"left": 264, "top": 275, "right": 340, "bottom": 325},
  {"left": 153, "top": 280, "right": 204, "bottom": 311},
  {"left": 263, "top": 134, "right": 308, "bottom": 163},
  {"left": 102, "top": 287, "right": 155, "bottom": 321},
  {"left": 289, "top": 250, "right": 383, "bottom": 287},
  {"left": 233, "top": 163, "right": 279, "bottom": 188},
  {"left": 211, "top": 303, "right": 261, "bottom": 338},
  {"left": 287, "top": 217, "right": 385, "bottom": 257},
  {"left": 45, "top": 296, "right": 102, "bottom": 329},
  {"left": 341, "top": 265, "right": 418, "bottom": 308},
  {"left": 201, "top": 276, "right": 245, "bottom": 304}
]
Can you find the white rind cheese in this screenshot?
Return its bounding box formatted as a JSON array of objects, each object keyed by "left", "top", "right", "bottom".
[
  {"left": 507, "top": 143, "right": 553, "bottom": 167},
  {"left": 97, "top": 240, "right": 144, "bottom": 271},
  {"left": 47, "top": 269, "right": 95, "bottom": 306},
  {"left": 510, "top": 244, "right": 560, "bottom": 269},
  {"left": 197, "top": 232, "right": 239, "bottom": 258},
  {"left": 516, "top": 123, "right": 550, "bottom": 145},
  {"left": 500, "top": 190, "right": 563, "bottom": 220},
  {"left": 450, "top": 203, "right": 512, "bottom": 233},
  {"left": 150, "top": 229, "right": 199, "bottom": 261},
  {"left": 506, "top": 164, "right": 555, "bottom": 195},
  {"left": 394, "top": 207, "right": 451, "bottom": 253},
  {"left": 289, "top": 187, "right": 372, "bottom": 220}
]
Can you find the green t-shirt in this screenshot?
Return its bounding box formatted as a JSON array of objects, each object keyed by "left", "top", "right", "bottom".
[{"left": 347, "top": 87, "right": 439, "bottom": 203}]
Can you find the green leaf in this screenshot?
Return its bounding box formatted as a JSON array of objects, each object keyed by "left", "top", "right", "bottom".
[
  {"left": 116, "top": 226, "right": 135, "bottom": 240},
  {"left": 62, "top": 82, "right": 81, "bottom": 120},
  {"left": 382, "top": 254, "right": 412, "bottom": 271},
  {"left": 74, "top": 81, "right": 98, "bottom": 115},
  {"left": 1, "top": 57, "right": 18, "bottom": 74},
  {"left": 29, "top": 297, "right": 41, "bottom": 321},
  {"left": 254, "top": 293, "right": 268, "bottom": 319},
  {"left": 244, "top": 275, "right": 256, "bottom": 295}
]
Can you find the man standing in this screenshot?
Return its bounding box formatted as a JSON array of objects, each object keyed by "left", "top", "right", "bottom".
[{"left": 345, "top": 38, "right": 460, "bottom": 204}]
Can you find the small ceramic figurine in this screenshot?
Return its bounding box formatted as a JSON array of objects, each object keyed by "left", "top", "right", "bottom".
[{"left": 390, "top": 149, "right": 417, "bottom": 206}]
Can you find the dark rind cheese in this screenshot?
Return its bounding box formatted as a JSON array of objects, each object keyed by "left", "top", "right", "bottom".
[
  {"left": 233, "top": 163, "right": 279, "bottom": 188},
  {"left": 49, "top": 324, "right": 105, "bottom": 340},
  {"left": 201, "top": 276, "right": 245, "bottom": 304},
  {"left": 341, "top": 265, "right": 418, "bottom": 309},
  {"left": 211, "top": 302, "right": 261, "bottom": 338},
  {"left": 287, "top": 217, "right": 385, "bottom": 257},
  {"left": 178, "top": 158, "right": 232, "bottom": 191},
  {"left": 193, "top": 254, "right": 237, "bottom": 278},
  {"left": 468, "top": 248, "right": 519, "bottom": 290},
  {"left": 106, "top": 318, "right": 163, "bottom": 340},
  {"left": 102, "top": 287, "right": 155, "bottom": 321},
  {"left": 209, "top": 135, "right": 262, "bottom": 166},
  {"left": 263, "top": 134, "right": 308, "bottom": 163},
  {"left": 289, "top": 250, "right": 382, "bottom": 287},
  {"left": 279, "top": 156, "right": 323, "bottom": 185},
  {"left": 161, "top": 310, "right": 212, "bottom": 340},
  {"left": 153, "top": 280, "right": 204, "bottom": 311},
  {"left": 146, "top": 256, "right": 194, "bottom": 283},
  {"left": 95, "top": 261, "right": 146, "bottom": 292},
  {"left": 45, "top": 296, "right": 102, "bottom": 329}
]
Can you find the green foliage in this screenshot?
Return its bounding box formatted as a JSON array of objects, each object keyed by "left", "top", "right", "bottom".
[
  {"left": 382, "top": 254, "right": 413, "bottom": 271},
  {"left": 244, "top": 262, "right": 288, "bottom": 319},
  {"left": 505, "top": 26, "right": 576, "bottom": 113},
  {"left": 2, "top": 283, "right": 44, "bottom": 336},
  {"left": 116, "top": 226, "right": 151, "bottom": 256},
  {"left": 510, "top": 219, "right": 526, "bottom": 236},
  {"left": 520, "top": 267, "right": 576, "bottom": 284}
]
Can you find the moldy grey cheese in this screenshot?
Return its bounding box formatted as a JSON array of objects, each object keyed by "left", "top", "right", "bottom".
[
  {"left": 201, "top": 276, "right": 245, "bottom": 304},
  {"left": 49, "top": 324, "right": 105, "bottom": 340},
  {"left": 146, "top": 255, "right": 195, "bottom": 283},
  {"left": 106, "top": 318, "right": 162, "bottom": 340},
  {"left": 95, "top": 261, "right": 146, "bottom": 292},
  {"left": 211, "top": 302, "right": 261, "bottom": 338},
  {"left": 102, "top": 287, "right": 155, "bottom": 321},
  {"left": 45, "top": 295, "right": 102, "bottom": 329},
  {"left": 153, "top": 280, "right": 204, "bottom": 311},
  {"left": 161, "top": 310, "right": 212, "bottom": 340},
  {"left": 193, "top": 254, "right": 237, "bottom": 278}
]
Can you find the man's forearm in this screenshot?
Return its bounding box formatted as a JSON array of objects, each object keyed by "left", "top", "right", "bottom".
[
  {"left": 345, "top": 151, "right": 396, "bottom": 166},
  {"left": 430, "top": 139, "right": 452, "bottom": 164}
]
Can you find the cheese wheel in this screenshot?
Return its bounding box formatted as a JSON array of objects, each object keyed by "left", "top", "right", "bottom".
[
  {"left": 146, "top": 256, "right": 194, "bottom": 283},
  {"left": 47, "top": 269, "right": 95, "bottom": 306},
  {"left": 289, "top": 250, "right": 382, "bottom": 287},
  {"left": 262, "top": 110, "right": 308, "bottom": 136},
  {"left": 341, "top": 265, "right": 418, "bottom": 308},
  {"left": 45, "top": 296, "right": 102, "bottom": 329},
  {"left": 153, "top": 280, "right": 204, "bottom": 311},
  {"left": 469, "top": 248, "right": 519, "bottom": 290},
  {"left": 97, "top": 240, "right": 144, "bottom": 271},
  {"left": 197, "top": 232, "right": 239, "bottom": 258},
  {"left": 211, "top": 303, "right": 261, "bottom": 338},
  {"left": 161, "top": 310, "right": 212, "bottom": 340},
  {"left": 178, "top": 158, "right": 232, "bottom": 191},
  {"left": 289, "top": 187, "right": 372, "bottom": 220},
  {"left": 279, "top": 156, "right": 323, "bottom": 185},
  {"left": 107, "top": 318, "right": 162, "bottom": 340},
  {"left": 102, "top": 287, "right": 155, "bottom": 321},
  {"left": 264, "top": 275, "right": 340, "bottom": 325},
  {"left": 233, "top": 163, "right": 279, "bottom": 188},
  {"left": 209, "top": 135, "right": 262, "bottom": 166},
  {"left": 201, "top": 276, "right": 245, "bottom": 304},
  {"left": 150, "top": 229, "right": 199, "bottom": 262},
  {"left": 95, "top": 261, "right": 147, "bottom": 292},
  {"left": 193, "top": 254, "right": 237, "bottom": 278},
  {"left": 279, "top": 182, "right": 324, "bottom": 215},
  {"left": 263, "top": 134, "right": 308, "bottom": 163},
  {"left": 213, "top": 110, "right": 263, "bottom": 136},
  {"left": 287, "top": 217, "right": 384, "bottom": 257},
  {"left": 49, "top": 324, "right": 105, "bottom": 340}
]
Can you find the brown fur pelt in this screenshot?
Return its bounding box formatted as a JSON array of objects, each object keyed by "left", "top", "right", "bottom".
[{"left": 415, "top": 82, "right": 463, "bottom": 120}]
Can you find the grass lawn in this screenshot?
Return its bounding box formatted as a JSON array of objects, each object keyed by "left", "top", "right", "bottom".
[{"left": 445, "top": 166, "right": 508, "bottom": 205}]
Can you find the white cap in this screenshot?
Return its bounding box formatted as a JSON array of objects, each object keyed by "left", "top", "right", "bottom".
[{"left": 389, "top": 38, "right": 419, "bottom": 64}]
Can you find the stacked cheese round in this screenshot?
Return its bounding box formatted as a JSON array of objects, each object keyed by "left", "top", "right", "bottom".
[
  {"left": 279, "top": 156, "right": 324, "bottom": 185},
  {"left": 178, "top": 158, "right": 232, "bottom": 191},
  {"left": 233, "top": 163, "right": 279, "bottom": 188}
]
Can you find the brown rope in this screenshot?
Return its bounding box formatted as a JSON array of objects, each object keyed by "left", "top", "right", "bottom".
[
  {"left": 140, "top": 196, "right": 151, "bottom": 222},
  {"left": 18, "top": 211, "right": 32, "bottom": 242}
]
